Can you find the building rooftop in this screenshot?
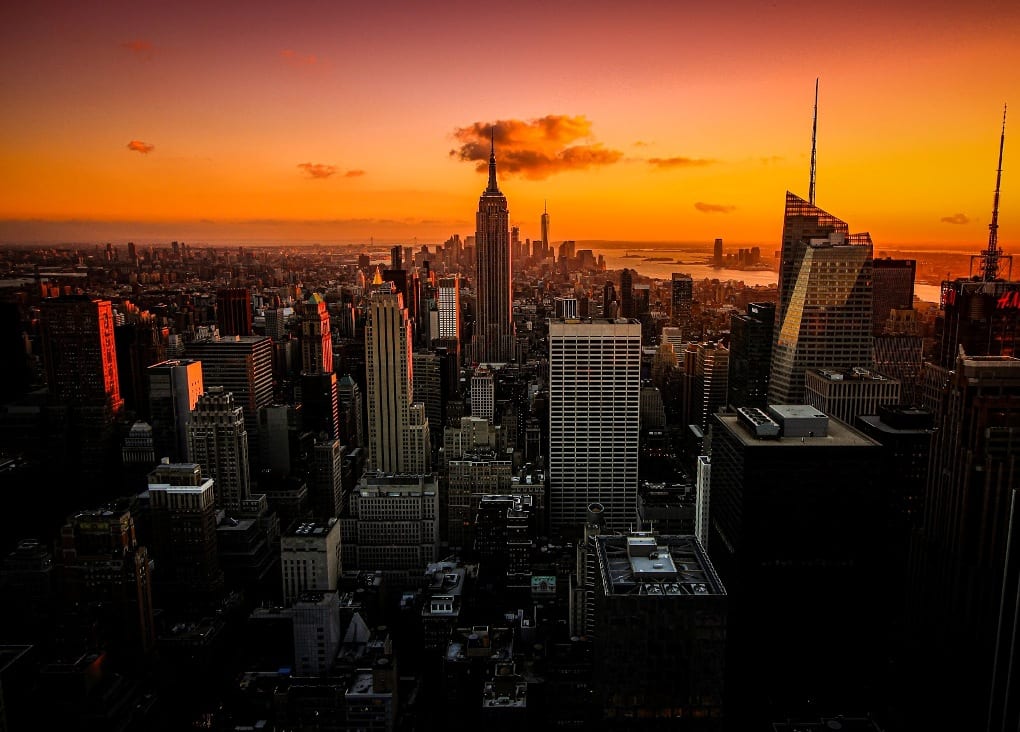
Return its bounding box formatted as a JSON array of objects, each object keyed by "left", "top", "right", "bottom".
[
  {"left": 597, "top": 533, "right": 725, "bottom": 597},
  {"left": 718, "top": 413, "right": 879, "bottom": 448}
]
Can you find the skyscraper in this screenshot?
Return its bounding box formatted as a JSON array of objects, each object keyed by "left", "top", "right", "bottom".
[
  {"left": 540, "top": 202, "right": 550, "bottom": 261},
  {"left": 474, "top": 133, "right": 513, "bottom": 363},
  {"left": 299, "top": 292, "right": 333, "bottom": 374},
  {"left": 216, "top": 288, "right": 253, "bottom": 337},
  {"left": 365, "top": 287, "right": 430, "bottom": 474},
  {"left": 549, "top": 319, "right": 641, "bottom": 533},
  {"left": 770, "top": 218, "right": 873, "bottom": 404},
  {"left": 437, "top": 275, "right": 462, "bottom": 343},
  {"left": 872, "top": 258, "right": 915, "bottom": 335},
  {"left": 727, "top": 302, "right": 774, "bottom": 409},
  {"left": 619, "top": 269, "right": 634, "bottom": 319},
  {"left": 670, "top": 273, "right": 693, "bottom": 332},
  {"left": 187, "top": 387, "right": 251, "bottom": 513},
  {"left": 147, "top": 359, "right": 204, "bottom": 463}
]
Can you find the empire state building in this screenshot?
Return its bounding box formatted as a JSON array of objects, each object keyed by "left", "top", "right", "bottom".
[{"left": 474, "top": 134, "right": 513, "bottom": 363}]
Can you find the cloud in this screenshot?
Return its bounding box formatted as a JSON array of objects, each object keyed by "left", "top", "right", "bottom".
[
  {"left": 940, "top": 213, "right": 970, "bottom": 225},
  {"left": 633, "top": 140, "right": 652, "bottom": 148},
  {"left": 298, "top": 163, "right": 338, "bottom": 179},
  {"left": 126, "top": 140, "right": 154, "bottom": 154},
  {"left": 451, "top": 115, "right": 623, "bottom": 179},
  {"left": 344, "top": 169, "right": 366, "bottom": 178},
  {"left": 648, "top": 156, "right": 715, "bottom": 169},
  {"left": 760, "top": 155, "right": 784, "bottom": 165},
  {"left": 121, "top": 39, "right": 153, "bottom": 57},
  {"left": 694, "top": 202, "right": 736, "bottom": 214},
  {"left": 281, "top": 49, "right": 320, "bottom": 68}
]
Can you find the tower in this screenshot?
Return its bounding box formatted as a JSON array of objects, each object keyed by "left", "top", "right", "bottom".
[
  {"left": 769, "top": 223, "right": 873, "bottom": 404},
  {"left": 872, "top": 258, "right": 915, "bottom": 335},
  {"left": 187, "top": 387, "right": 251, "bottom": 513},
  {"left": 365, "top": 288, "right": 430, "bottom": 474},
  {"left": 541, "top": 201, "right": 550, "bottom": 261},
  {"left": 299, "top": 292, "right": 333, "bottom": 374},
  {"left": 670, "top": 273, "right": 693, "bottom": 333},
  {"left": 147, "top": 359, "right": 204, "bottom": 462},
  {"left": 474, "top": 130, "right": 513, "bottom": 363},
  {"left": 216, "top": 288, "right": 253, "bottom": 337},
  {"left": 727, "top": 302, "right": 775, "bottom": 409},
  {"left": 619, "top": 269, "right": 634, "bottom": 319},
  {"left": 548, "top": 318, "right": 641, "bottom": 533}
]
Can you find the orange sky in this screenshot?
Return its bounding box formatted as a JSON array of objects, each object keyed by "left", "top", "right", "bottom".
[{"left": 1, "top": 0, "right": 1018, "bottom": 249}]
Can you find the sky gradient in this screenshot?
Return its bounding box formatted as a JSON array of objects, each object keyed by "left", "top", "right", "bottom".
[{"left": 2, "top": 0, "right": 1018, "bottom": 249}]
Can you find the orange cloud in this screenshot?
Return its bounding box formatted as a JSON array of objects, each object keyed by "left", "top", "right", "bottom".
[
  {"left": 126, "top": 140, "right": 154, "bottom": 154},
  {"left": 344, "top": 169, "right": 366, "bottom": 178},
  {"left": 941, "top": 213, "right": 970, "bottom": 224},
  {"left": 451, "top": 115, "right": 623, "bottom": 179},
  {"left": 281, "top": 49, "right": 319, "bottom": 68},
  {"left": 694, "top": 202, "right": 736, "bottom": 214},
  {"left": 121, "top": 40, "right": 153, "bottom": 57},
  {"left": 298, "top": 163, "right": 338, "bottom": 179},
  {"left": 648, "top": 156, "right": 715, "bottom": 169}
]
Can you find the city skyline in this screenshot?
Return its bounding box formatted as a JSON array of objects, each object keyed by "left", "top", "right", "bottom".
[{"left": 1, "top": 1, "right": 1017, "bottom": 249}]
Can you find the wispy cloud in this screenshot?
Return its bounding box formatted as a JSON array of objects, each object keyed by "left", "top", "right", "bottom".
[
  {"left": 694, "top": 202, "right": 736, "bottom": 214},
  {"left": 344, "top": 169, "right": 366, "bottom": 178},
  {"left": 633, "top": 140, "right": 652, "bottom": 148},
  {"left": 648, "top": 156, "right": 715, "bottom": 169},
  {"left": 940, "top": 213, "right": 970, "bottom": 225},
  {"left": 280, "top": 49, "right": 320, "bottom": 68},
  {"left": 126, "top": 140, "right": 154, "bottom": 154},
  {"left": 451, "top": 115, "right": 623, "bottom": 179},
  {"left": 298, "top": 163, "right": 338, "bottom": 179}
]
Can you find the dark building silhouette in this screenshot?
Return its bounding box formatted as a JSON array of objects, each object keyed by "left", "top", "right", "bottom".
[
  {"left": 709, "top": 407, "right": 885, "bottom": 722},
  {"left": 300, "top": 371, "right": 340, "bottom": 441},
  {"left": 872, "top": 258, "right": 915, "bottom": 335},
  {"left": 671, "top": 273, "right": 693, "bottom": 333},
  {"left": 0, "top": 302, "right": 31, "bottom": 405},
  {"left": 474, "top": 134, "right": 513, "bottom": 363},
  {"left": 727, "top": 302, "right": 774, "bottom": 409},
  {"left": 216, "top": 288, "right": 253, "bottom": 337},
  {"left": 910, "top": 356, "right": 1020, "bottom": 729},
  {"left": 620, "top": 268, "right": 634, "bottom": 319}
]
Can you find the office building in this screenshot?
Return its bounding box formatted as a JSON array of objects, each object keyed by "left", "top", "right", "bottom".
[
  {"left": 258, "top": 403, "right": 301, "bottom": 475},
  {"left": 187, "top": 387, "right": 251, "bottom": 513},
  {"left": 709, "top": 408, "right": 884, "bottom": 718},
  {"left": 804, "top": 367, "right": 901, "bottom": 425},
  {"left": 549, "top": 319, "right": 641, "bottom": 533},
  {"left": 292, "top": 590, "right": 343, "bottom": 676},
  {"left": 300, "top": 371, "right": 340, "bottom": 440},
  {"left": 593, "top": 533, "right": 726, "bottom": 727},
  {"left": 299, "top": 292, "right": 333, "bottom": 374},
  {"left": 281, "top": 521, "right": 342, "bottom": 606},
  {"left": 474, "top": 136, "right": 513, "bottom": 363},
  {"left": 308, "top": 438, "right": 347, "bottom": 520},
  {"left": 365, "top": 288, "right": 430, "bottom": 474},
  {"left": 620, "top": 269, "right": 634, "bottom": 318},
  {"left": 727, "top": 302, "right": 774, "bottom": 409},
  {"left": 872, "top": 258, "right": 915, "bottom": 335},
  {"left": 540, "top": 202, "right": 550, "bottom": 261},
  {"left": 337, "top": 375, "right": 364, "bottom": 449},
  {"left": 412, "top": 351, "right": 443, "bottom": 449},
  {"left": 470, "top": 366, "right": 495, "bottom": 423},
  {"left": 437, "top": 275, "right": 462, "bottom": 344},
  {"left": 694, "top": 342, "right": 729, "bottom": 432},
  {"left": 447, "top": 452, "right": 513, "bottom": 548},
  {"left": 554, "top": 296, "right": 578, "bottom": 319},
  {"left": 671, "top": 273, "right": 693, "bottom": 332},
  {"left": 147, "top": 359, "right": 204, "bottom": 463},
  {"left": 216, "top": 288, "right": 253, "bottom": 337},
  {"left": 770, "top": 226, "right": 873, "bottom": 404},
  {"left": 185, "top": 335, "right": 273, "bottom": 448}
]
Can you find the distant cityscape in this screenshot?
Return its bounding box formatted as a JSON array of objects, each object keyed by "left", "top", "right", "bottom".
[{"left": 0, "top": 119, "right": 1018, "bottom": 732}]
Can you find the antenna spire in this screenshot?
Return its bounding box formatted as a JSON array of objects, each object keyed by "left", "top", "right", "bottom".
[
  {"left": 486, "top": 125, "right": 499, "bottom": 193},
  {"left": 980, "top": 104, "right": 1008, "bottom": 281},
  {"left": 809, "top": 78, "right": 818, "bottom": 205}
]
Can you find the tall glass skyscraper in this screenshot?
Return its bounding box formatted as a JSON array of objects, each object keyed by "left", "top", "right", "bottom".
[
  {"left": 474, "top": 136, "right": 513, "bottom": 363},
  {"left": 770, "top": 194, "right": 873, "bottom": 404}
]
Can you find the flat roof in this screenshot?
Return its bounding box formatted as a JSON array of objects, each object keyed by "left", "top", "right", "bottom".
[
  {"left": 597, "top": 533, "right": 726, "bottom": 597},
  {"left": 716, "top": 413, "right": 880, "bottom": 449}
]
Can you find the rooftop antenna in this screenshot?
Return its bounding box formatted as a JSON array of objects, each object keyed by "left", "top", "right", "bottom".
[
  {"left": 975, "top": 104, "right": 1010, "bottom": 281},
  {"left": 809, "top": 78, "right": 819, "bottom": 205}
]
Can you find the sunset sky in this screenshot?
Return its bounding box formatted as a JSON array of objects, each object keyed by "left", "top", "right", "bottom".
[{"left": 1, "top": 0, "right": 1018, "bottom": 249}]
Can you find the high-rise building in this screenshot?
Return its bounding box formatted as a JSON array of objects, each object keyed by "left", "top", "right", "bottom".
[
  {"left": 437, "top": 275, "right": 462, "bottom": 344},
  {"left": 804, "top": 367, "right": 901, "bottom": 425},
  {"left": 670, "top": 273, "right": 693, "bottom": 332},
  {"left": 713, "top": 237, "right": 724, "bottom": 266},
  {"left": 300, "top": 371, "right": 340, "bottom": 440},
  {"left": 187, "top": 387, "right": 251, "bottom": 513},
  {"left": 694, "top": 342, "right": 729, "bottom": 432},
  {"left": 147, "top": 359, "right": 204, "bottom": 462},
  {"left": 299, "top": 293, "right": 333, "bottom": 374},
  {"left": 147, "top": 462, "right": 224, "bottom": 606},
  {"left": 709, "top": 407, "right": 884, "bottom": 719},
  {"left": 872, "top": 258, "right": 915, "bottom": 335},
  {"left": 727, "top": 302, "right": 774, "bottom": 409},
  {"left": 549, "top": 319, "right": 641, "bottom": 533},
  {"left": 592, "top": 533, "right": 726, "bottom": 726},
  {"left": 911, "top": 356, "right": 1020, "bottom": 728},
  {"left": 540, "top": 202, "right": 550, "bottom": 261},
  {"left": 620, "top": 269, "right": 634, "bottom": 319},
  {"left": 281, "top": 521, "right": 341, "bottom": 606},
  {"left": 412, "top": 352, "right": 443, "bottom": 450},
  {"left": 185, "top": 335, "right": 273, "bottom": 450},
  {"left": 365, "top": 288, "right": 430, "bottom": 474},
  {"left": 216, "top": 288, "right": 253, "bottom": 337},
  {"left": 470, "top": 366, "right": 495, "bottom": 424},
  {"left": 258, "top": 403, "right": 301, "bottom": 475},
  {"left": 474, "top": 135, "right": 513, "bottom": 363},
  {"left": 308, "top": 438, "right": 347, "bottom": 520},
  {"left": 292, "top": 590, "right": 342, "bottom": 676},
  {"left": 770, "top": 224, "right": 873, "bottom": 404},
  {"left": 337, "top": 375, "right": 364, "bottom": 449}
]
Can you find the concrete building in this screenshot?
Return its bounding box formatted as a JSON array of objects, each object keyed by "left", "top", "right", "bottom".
[
  {"left": 549, "top": 319, "right": 641, "bottom": 534},
  {"left": 281, "top": 521, "right": 342, "bottom": 606},
  {"left": 292, "top": 590, "right": 342, "bottom": 676},
  {"left": 187, "top": 387, "right": 251, "bottom": 513},
  {"left": 147, "top": 359, "right": 204, "bottom": 463},
  {"left": 470, "top": 366, "right": 495, "bottom": 423},
  {"left": 804, "top": 367, "right": 901, "bottom": 425}
]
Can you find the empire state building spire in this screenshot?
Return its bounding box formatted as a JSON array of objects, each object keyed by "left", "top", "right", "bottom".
[{"left": 486, "top": 126, "right": 500, "bottom": 193}]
